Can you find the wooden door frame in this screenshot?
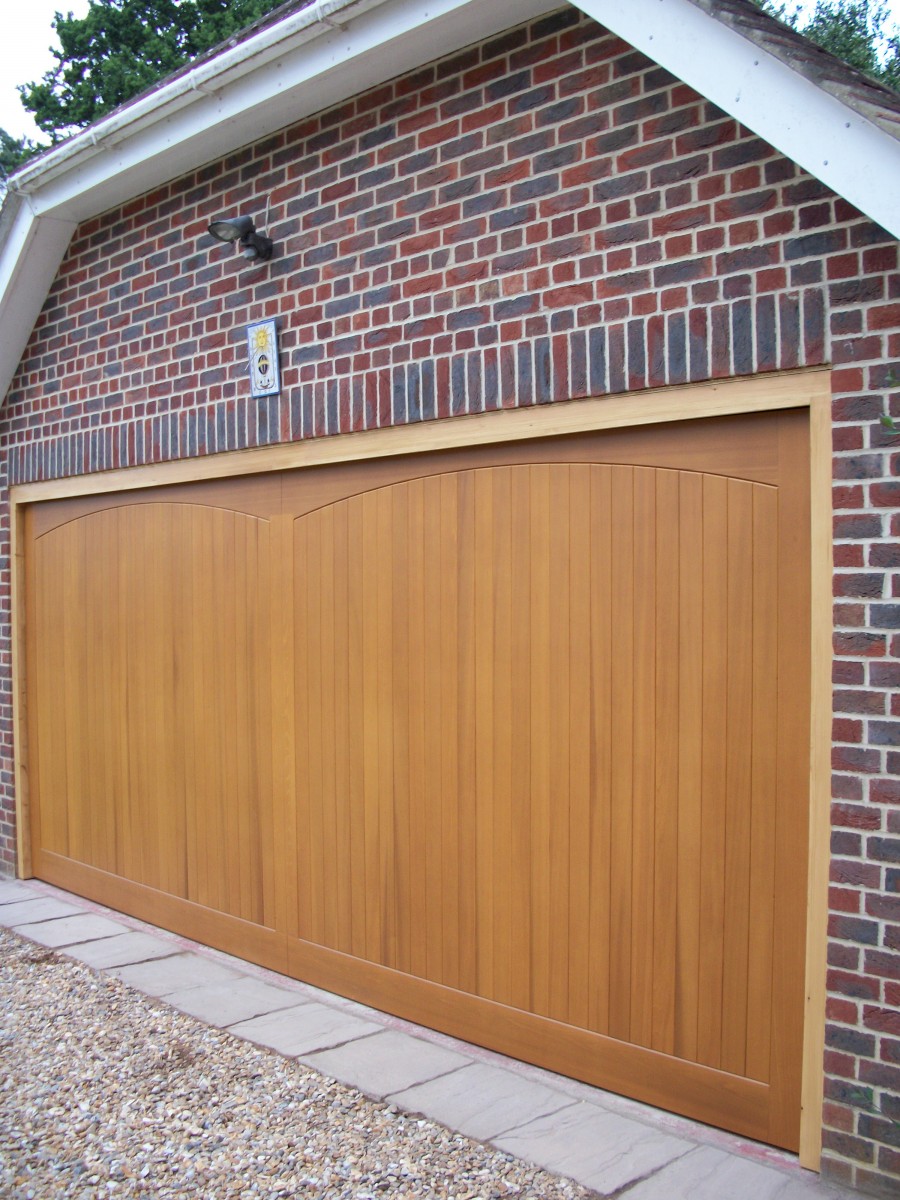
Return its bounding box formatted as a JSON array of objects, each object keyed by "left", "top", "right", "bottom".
[{"left": 9, "top": 366, "right": 833, "bottom": 1169}]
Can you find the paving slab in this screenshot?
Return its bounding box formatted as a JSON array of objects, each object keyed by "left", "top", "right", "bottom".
[
  {"left": 0, "top": 897, "right": 83, "bottom": 927},
  {"left": 65, "top": 931, "right": 181, "bottom": 969},
  {"left": 164, "top": 976, "right": 302, "bottom": 1027},
  {"left": 14, "top": 913, "right": 127, "bottom": 948},
  {"left": 300, "top": 1029, "right": 470, "bottom": 1100},
  {"left": 229, "top": 999, "right": 382, "bottom": 1056},
  {"left": 493, "top": 1101, "right": 693, "bottom": 1195},
  {"left": 112, "top": 952, "right": 242, "bottom": 997},
  {"left": 624, "top": 1144, "right": 852, "bottom": 1200},
  {"left": 0, "top": 880, "right": 40, "bottom": 905},
  {"left": 389, "top": 1060, "right": 577, "bottom": 1142}
]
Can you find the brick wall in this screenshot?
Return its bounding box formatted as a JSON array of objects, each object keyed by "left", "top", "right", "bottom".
[{"left": 2, "top": 7, "right": 899, "bottom": 1193}]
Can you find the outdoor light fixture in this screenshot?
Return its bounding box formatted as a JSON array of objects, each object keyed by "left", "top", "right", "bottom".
[{"left": 207, "top": 213, "right": 274, "bottom": 261}]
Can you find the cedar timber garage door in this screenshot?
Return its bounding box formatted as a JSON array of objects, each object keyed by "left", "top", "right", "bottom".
[{"left": 24, "top": 409, "right": 810, "bottom": 1149}]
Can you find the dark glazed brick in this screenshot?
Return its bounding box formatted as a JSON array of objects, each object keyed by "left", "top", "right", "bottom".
[
  {"left": 667, "top": 312, "right": 687, "bottom": 385},
  {"left": 517, "top": 342, "right": 533, "bottom": 403},
  {"left": 755, "top": 294, "right": 777, "bottom": 372},
  {"left": 490, "top": 204, "right": 536, "bottom": 232},
  {"left": 450, "top": 355, "right": 466, "bottom": 415},
  {"left": 627, "top": 319, "right": 646, "bottom": 389},
  {"left": 731, "top": 299, "right": 753, "bottom": 376},
  {"left": 486, "top": 70, "right": 530, "bottom": 102},
  {"left": 653, "top": 259, "right": 711, "bottom": 288},
  {"left": 803, "top": 288, "right": 827, "bottom": 364},
  {"left": 785, "top": 230, "right": 847, "bottom": 259},
  {"left": 822, "top": 1130, "right": 876, "bottom": 1162},
  {"left": 535, "top": 338, "right": 552, "bottom": 404},
  {"left": 608, "top": 324, "right": 626, "bottom": 395},
  {"left": 571, "top": 330, "right": 587, "bottom": 397},
  {"left": 466, "top": 353, "right": 482, "bottom": 414},
  {"left": 589, "top": 327, "right": 607, "bottom": 395},
  {"left": 871, "top": 605, "right": 900, "bottom": 628}
]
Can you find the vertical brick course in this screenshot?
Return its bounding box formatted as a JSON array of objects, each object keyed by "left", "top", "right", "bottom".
[{"left": 1, "top": 9, "right": 899, "bottom": 1193}]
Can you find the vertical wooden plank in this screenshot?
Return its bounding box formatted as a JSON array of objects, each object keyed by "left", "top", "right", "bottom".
[
  {"left": 508, "top": 466, "right": 533, "bottom": 1012},
  {"left": 346, "top": 498, "right": 368, "bottom": 958},
  {"left": 37, "top": 535, "right": 69, "bottom": 857},
  {"left": 256, "top": 512, "right": 279, "bottom": 933},
  {"left": 491, "top": 466, "right": 513, "bottom": 1007},
  {"left": 62, "top": 519, "right": 88, "bottom": 869},
  {"left": 179, "top": 509, "right": 196, "bottom": 904},
  {"left": 14, "top": 501, "right": 33, "bottom": 879},
  {"left": 407, "top": 480, "right": 429, "bottom": 981},
  {"left": 232, "top": 514, "right": 253, "bottom": 922},
  {"left": 674, "top": 471, "right": 704, "bottom": 1064},
  {"left": 629, "top": 467, "right": 657, "bottom": 1051},
  {"left": 390, "top": 484, "right": 412, "bottom": 975},
  {"left": 292, "top": 517, "right": 313, "bottom": 940},
  {"left": 162, "top": 508, "right": 186, "bottom": 902},
  {"left": 305, "top": 511, "right": 326, "bottom": 946},
  {"left": 696, "top": 474, "right": 729, "bottom": 1071},
  {"left": 439, "top": 473, "right": 460, "bottom": 990},
  {"left": 177, "top": 506, "right": 199, "bottom": 907},
  {"left": 567, "top": 464, "right": 592, "bottom": 1031},
  {"left": 172, "top": 509, "right": 190, "bottom": 901},
  {"left": 197, "top": 509, "right": 220, "bottom": 908},
  {"left": 361, "top": 490, "right": 383, "bottom": 964},
  {"left": 456, "top": 470, "right": 478, "bottom": 996},
  {"left": 318, "top": 504, "right": 339, "bottom": 949},
  {"left": 721, "top": 480, "right": 755, "bottom": 1076},
  {"left": 474, "top": 468, "right": 495, "bottom": 1000},
  {"left": 110, "top": 509, "right": 130, "bottom": 882},
  {"left": 588, "top": 466, "right": 613, "bottom": 1037},
  {"left": 529, "top": 464, "right": 552, "bottom": 1020},
  {"left": 422, "top": 475, "right": 445, "bottom": 984},
  {"left": 83, "top": 513, "right": 109, "bottom": 874},
  {"left": 770, "top": 412, "right": 811, "bottom": 1150},
  {"left": 746, "top": 485, "right": 778, "bottom": 1081},
  {"left": 219, "top": 510, "right": 242, "bottom": 919},
  {"left": 332, "top": 499, "right": 353, "bottom": 955},
  {"left": 608, "top": 466, "right": 634, "bottom": 1043},
  {"left": 548, "top": 465, "right": 571, "bottom": 1024},
  {"left": 652, "top": 469, "right": 680, "bottom": 1057},
  {"left": 376, "top": 486, "right": 397, "bottom": 968}
]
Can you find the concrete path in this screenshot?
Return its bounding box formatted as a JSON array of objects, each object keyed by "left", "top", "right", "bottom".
[{"left": 0, "top": 878, "right": 857, "bottom": 1199}]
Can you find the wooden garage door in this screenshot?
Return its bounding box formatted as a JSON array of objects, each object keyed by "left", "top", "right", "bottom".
[{"left": 24, "top": 409, "right": 810, "bottom": 1149}]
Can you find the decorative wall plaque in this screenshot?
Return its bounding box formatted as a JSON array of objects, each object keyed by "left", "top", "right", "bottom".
[{"left": 247, "top": 319, "right": 280, "bottom": 397}]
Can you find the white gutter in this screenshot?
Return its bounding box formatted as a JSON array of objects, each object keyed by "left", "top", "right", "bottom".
[
  {"left": 574, "top": 0, "right": 900, "bottom": 241},
  {"left": 8, "top": 0, "right": 379, "bottom": 200}
]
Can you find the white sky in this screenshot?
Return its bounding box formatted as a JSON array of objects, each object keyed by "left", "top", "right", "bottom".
[{"left": 2, "top": 0, "right": 900, "bottom": 142}]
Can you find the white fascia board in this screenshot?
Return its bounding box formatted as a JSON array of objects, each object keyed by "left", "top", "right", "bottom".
[
  {"left": 0, "top": 203, "right": 78, "bottom": 408},
  {"left": 0, "top": 0, "right": 554, "bottom": 403},
  {"left": 574, "top": 0, "right": 900, "bottom": 240},
  {"left": 22, "top": 0, "right": 555, "bottom": 223}
]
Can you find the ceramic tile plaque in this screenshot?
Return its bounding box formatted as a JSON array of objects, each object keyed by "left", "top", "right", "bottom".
[{"left": 247, "top": 319, "right": 280, "bottom": 397}]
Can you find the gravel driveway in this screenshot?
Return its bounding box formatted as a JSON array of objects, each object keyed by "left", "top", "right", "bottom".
[{"left": 0, "top": 929, "right": 594, "bottom": 1199}]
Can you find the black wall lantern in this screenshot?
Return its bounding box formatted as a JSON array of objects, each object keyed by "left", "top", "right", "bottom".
[{"left": 207, "top": 214, "right": 274, "bottom": 261}]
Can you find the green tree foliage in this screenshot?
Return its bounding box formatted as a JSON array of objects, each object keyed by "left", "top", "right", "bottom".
[
  {"left": 0, "top": 130, "right": 38, "bottom": 186},
  {"left": 21, "top": 0, "right": 283, "bottom": 140},
  {"left": 8, "top": 0, "right": 282, "bottom": 166},
  {"left": 756, "top": 1, "right": 900, "bottom": 89}
]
